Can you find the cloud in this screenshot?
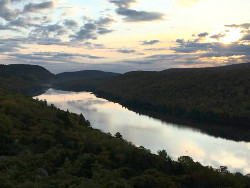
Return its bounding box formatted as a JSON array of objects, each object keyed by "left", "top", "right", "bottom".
[
  {"left": 64, "top": 19, "right": 78, "bottom": 28},
  {"left": 95, "top": 17, "right": 115, "bottom": 26},
  {"left": 116, "top": 8, "right": 164, "bottom": 22},
  {"left": 0, "top": 22, "right": 19, "bottom": 31},
  {"left": 33, "top": 52, "right": 103, "bottom": 59},
  {"left": 225, "top": 23, "right": 250, "bottom": 29},
  {"left": 97, "top": 27, "right": 114, "bottom": 34},
  {"left": 242, "top": 34, "right": 250, "bottom": 41},
  {"left": 141, "top": 40, "right": 160, "bottom": 45},
  {"left": 109, "top": 0, "right": 164, "bottom": 22},
  {"left": 172, "top": 38, "right": 250, "bottom": 57},
  {"left": 23, "top": 1, "right": 54, "bottom": 13},
  {"left": 9, "top": 17, "right": 31, "bottom": 28},
  {"left": 70, "top": 23, "right": 98, "bottom": 41},
  {"left": 171, "top": 40, "right": 212, "bottom": 53},
  {"left": 145, "top": 48, "right": 167, "bottom": 51},
  {"left": 117, "top": 49, "right": 136, "bottom": 53},
  {"left": 198, "top": 32, "right": 209, "bottom": 38},
  {"left": 0, "top": 37, "right": 27, "bottom": 53},
  {"left": 0, "top": 0, "right": 20, "bottom": 21},
  {"left": 28, "top": 23, "right": 67, "bottom": 42},
  {"left": 70, "top": 16, "right": 115, "bottom": 41},
  {"left": 109, "top": 0, "right": 136, "bottom": 8},
  {"left": 210, "top": 33, "right": 226, "bottom": 40},
  {"left": 7, "top": 52, "right": 104, "bottom": 66}
]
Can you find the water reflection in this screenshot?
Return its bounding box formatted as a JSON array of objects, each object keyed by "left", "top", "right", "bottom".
[{"left": 35, "top": 89, "right": 250, "bottom": 175}]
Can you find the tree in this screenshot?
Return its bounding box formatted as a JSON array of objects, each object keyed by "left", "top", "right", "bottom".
[
  {"left": 79, "top": 113, "right": 85, "bottom": 125},
  {"left": 157, "top": 149, "right": 167, "bottom": 158},
  {"left": 114, "top": 132, "right": 123, "bottom": 139}
]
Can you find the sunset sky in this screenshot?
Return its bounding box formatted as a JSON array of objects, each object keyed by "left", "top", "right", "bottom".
[{"left": 0, "top": 0, "right": 250, "bottom": 73}]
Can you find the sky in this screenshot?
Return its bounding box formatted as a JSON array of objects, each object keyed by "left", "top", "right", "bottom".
[{"left": 0, "top": 0, "right": 250, "bottom": 73}]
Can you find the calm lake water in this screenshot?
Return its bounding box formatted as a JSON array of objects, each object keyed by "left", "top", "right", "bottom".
[{"left": 35, "top": 89, "right": 250, "bottom": 175}]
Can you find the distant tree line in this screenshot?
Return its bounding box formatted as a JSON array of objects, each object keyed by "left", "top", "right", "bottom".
[{"left": 54, "top": 63, "right": 250, "bottom": 141}]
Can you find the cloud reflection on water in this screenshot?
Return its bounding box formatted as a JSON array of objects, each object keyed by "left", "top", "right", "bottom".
[{"left": 35, "top": 89, "right": 250, "bottom": 175}]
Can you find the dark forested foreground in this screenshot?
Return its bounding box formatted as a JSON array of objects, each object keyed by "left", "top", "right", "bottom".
[
  {"left": 0, "top": 89, "right": 249, "bottom": 187},
  {"left": 54, "top": 63, "right": 250, "bottom": 141}
]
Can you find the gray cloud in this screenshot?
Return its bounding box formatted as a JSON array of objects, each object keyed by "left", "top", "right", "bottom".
[
  {"left": 117, "top": 49, "right": 136, "bottom": 53},
  {"left": 145, "top": 48, "right": 167, "bottom": 51},
  {"left": 23, "top": 1, "right": 54, "bottom": 13},
  {"left": 171, "top": 36, "right": 250, "bottom": 64},
  {"left": 116, "top": 7, "right": 164, "bottom": 22},
  {"left": 198, "top": 32, "right": 209, "bottom": 38},
  {"left": 109, "top": 0, "right": 164, "bottom": 22},
  {"left": 9, "top": 17, "right": 31, "bottom": 28},
  {"left": 64, "top": 19, "right": 78, "bottom": 28},
  {"left": 242, "top": 34, "right": 250, "bottom": 41},
  {"left": 33, "top": 52, "right": 103, "bottom": 59},
  {"left": 0, "top": 37, "right": 26, "bottom": 52},
  {"left": 0, "top": 0, "right": 20, "bottom": 21},
  {"left": 95, "top": 17, "right": 115, "bottom": 26},
  {"left": 109, "top": 0, "right": 136, "bottom": 8},
  {"left": 171, "top": 40, "right": 212, "bottom": 53},
  {"left": 225, "top": 23, "right": 250, "bottom": 29},
  {"left": 97, "top": 27, "right": 114, "bottom": 34},
  {"left": 70, "top": 23, "right": 97, "bottom": 41},
  {"left": 141, "top": 40, "right": 160, "bottom": 45},
  {"left": 70, "top": 17, "right": 115, "bottom": 41},
  {"left": 0, "top": 22, "right": 19, "bottom": 31},
  {"left": 210, "top": 33, "right": 226, "bottom": 40},
  {"left": 7, "top": 52, "right": 104, "bottom": 66}
]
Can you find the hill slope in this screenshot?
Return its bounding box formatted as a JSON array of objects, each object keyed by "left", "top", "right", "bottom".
[
  {"left": 0, "top": 89, "right": 249, "bottom": 187},
  {"left": 55, "top": 70, "right": 119, "bottom": 83},
  {"left": 0, "top": 64, "right": 54, "bottom": 95},
  {"left": 54, "top": 63, "right": 250, "bottom": 140}
]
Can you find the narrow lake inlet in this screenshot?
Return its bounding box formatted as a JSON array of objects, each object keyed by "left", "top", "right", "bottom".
[{"left": 35, "top": 89, "right": 250, "bottom": 175}]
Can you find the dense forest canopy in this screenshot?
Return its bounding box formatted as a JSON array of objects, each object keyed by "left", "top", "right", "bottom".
[
  {"left": 2, "top": 63, "right": 250, "bottom": 141},
  {"left": 54, "top": 62, "right": 250, "bottom": 141},
  {"left": 0, "top": 89, "right": 249, "bottom": 187},
  {"left": 54, "top": 70, "right": 120, "bottom": 83},
  {"left": 0, "top": 64, "right": 54, "bottom": 95}
]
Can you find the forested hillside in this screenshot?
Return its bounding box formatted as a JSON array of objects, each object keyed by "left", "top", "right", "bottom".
[
  {"left": 0, "top": 89, "right": 249, "bottom": 187},
  {"left": 54, "top": 63, "right": 250, "bottom": 141},
  {"left": 55, "top": 70, "right": 119, "bottom": 83},
  {"left": 0, "top": 64, "right": 54, "bottom": 95}
]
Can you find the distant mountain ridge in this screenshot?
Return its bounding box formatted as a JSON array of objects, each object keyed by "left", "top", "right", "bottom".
[
  {"left": 0, "top": 64, "right": 120, "bottom": 95},
  {"left": 163, "top": 62, "right": 250, "bottom": 72},
  {"left": 0, "top": 64, "right": 54, "bottom": 82},
  {"left": 55, "top": 70, "right": 120, "bottom": 83}
]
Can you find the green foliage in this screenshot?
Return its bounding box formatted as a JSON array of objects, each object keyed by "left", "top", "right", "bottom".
[
  {"left": 0, "top": 64, "right": 54, "bottom": 95},
  {"left": 114, "top": 132, "right": 123, "bottom": 139},
  {"left": 55, "top": 62, "right": 250, "bottom": 141},
  {"left": 0, "top": 89, "right": 249, "bottom": 187}
]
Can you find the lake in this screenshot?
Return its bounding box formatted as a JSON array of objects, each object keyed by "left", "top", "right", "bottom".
[{"left": 35, "top": 89, "right": 250, "bottom": 175}]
